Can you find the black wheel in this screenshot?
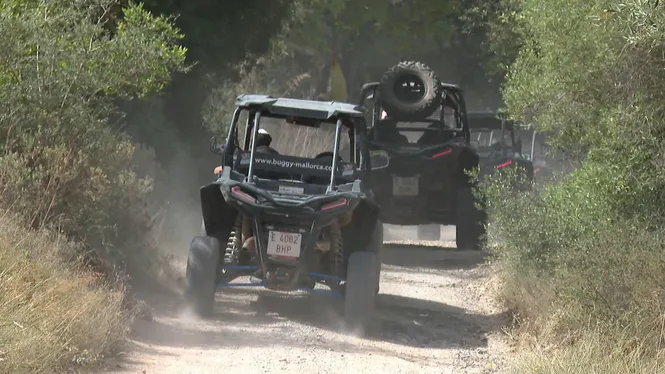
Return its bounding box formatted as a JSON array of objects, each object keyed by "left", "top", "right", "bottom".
[
  {"left": 344, "top": 251, "right": 379, "bottom": 336},
  {"left": 455, "top": 187, "right": 487, "bottom": 250},
  {"left": 368, "top": 221, "right": 383, "bottom": 294},
  {"left": 379, "top": 61, "right": 442, "bottom": 120},
  {"left": 184, "top": 236, "right": 220, "bottom": 317},
  {"left": 417, "top": 224, "right": 441, "bottom": 241}
]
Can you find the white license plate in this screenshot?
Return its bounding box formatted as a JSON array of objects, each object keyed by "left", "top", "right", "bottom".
[
  {"left": 392, "top": 176, "right": 419, "bottom": 196},
  {"left": 278, "top": 185, "right": 304, "bottom": 195},
  {"left": 266, "top": 231, "right": 302, "bottom": 259}
]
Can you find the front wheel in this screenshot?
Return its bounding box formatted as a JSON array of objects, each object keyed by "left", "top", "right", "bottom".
[{"left": 344, "top": 251, "right": 379, "bottom": 336}]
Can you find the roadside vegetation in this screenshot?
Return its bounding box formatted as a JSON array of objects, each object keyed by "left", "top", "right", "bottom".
[
  {"left": 482, "top": 0, "right": 665, "bottom": 372},
  {"left": 4, "top": 0, "right": 665, "bottom": 372},
  {"left": 0, "top": 0, "right": 493, "bottom": 372},
  {"left": 0, "top": 1, "right": 186, "bottom": 372}
]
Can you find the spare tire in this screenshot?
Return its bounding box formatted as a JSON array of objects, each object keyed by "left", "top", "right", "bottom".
[{"left": 379, "top": 61, "right": 442, "bottom": 120}]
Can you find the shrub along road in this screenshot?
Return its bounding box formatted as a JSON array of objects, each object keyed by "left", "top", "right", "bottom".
[{"left": 104, "top": 225, "right": 508, "bottom": 374}]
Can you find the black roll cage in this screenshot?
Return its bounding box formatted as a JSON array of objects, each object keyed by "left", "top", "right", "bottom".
[
  {"left": 222, "top": 106, "right": 371, "bottom": 193},
  {"left": 357, "top": 82, "right": 471, "bottom": 143}
]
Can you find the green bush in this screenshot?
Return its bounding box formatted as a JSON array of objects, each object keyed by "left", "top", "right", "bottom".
[
  {"left": 484, "top": 0, "right": 665, "bottom": 370},
  {"left": 0, "top": 0, "right": 186, "bottom": 259},
  {"left": 0, "top": 1, "right": 187, "bottom": 372}
]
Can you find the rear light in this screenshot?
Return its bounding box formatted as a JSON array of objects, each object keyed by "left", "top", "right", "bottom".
[
  {"left": 496, "top": 160, "right": 513, "bottom": 169},
  {"left": 321, "top": 198, "right": 348, "bottom": 211},
  {"left": 534, "top": 167, "right": 541, "bottom": 174},
  {"left": 431, "top": 148, "right": 452, "bottom": 159},
  {"left": 231, "top": 186, "right": 256, "bottom": 203}
]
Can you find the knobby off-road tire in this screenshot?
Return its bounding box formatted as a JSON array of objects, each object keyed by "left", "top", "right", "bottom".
[
  {"left": 455, "top": 187, "right": 487, "bottom": 251},
  {"left": 379, "top": 61, "right": 443, "bottom": 120},
  {"left": 344, "top": 251, "right": 379, "bottom": 336},
  {"left": 369, "top": 221, "right": 383, "bottom": 294},
  {"left": 184, "top": 236, "right": 220, "bottom": 318},
  {"left": 417, "top": 224, "right": 441, "bottom": 241}
]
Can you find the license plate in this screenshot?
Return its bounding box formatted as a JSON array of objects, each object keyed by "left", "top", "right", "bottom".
[
  {"left": 392, "top": 176, "right": 419, "bottom": 196},
  {"left": 278, "top": 185, "right": 304, "bottom": 195},
  {"left": 266, "top": 231, "right": 302, "bottom": 259}
]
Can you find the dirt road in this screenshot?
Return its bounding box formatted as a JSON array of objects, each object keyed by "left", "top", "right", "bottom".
[{"left": 105, "top": 225, "right": 508, "bottom": 374}]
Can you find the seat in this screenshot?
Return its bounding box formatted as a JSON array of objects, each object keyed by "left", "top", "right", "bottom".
[
  {"left": 301, "top": 151, "right": 346, "bottom": 185},
  {"left": 371, "top": 119, "right": 409, "bottom": 144}
]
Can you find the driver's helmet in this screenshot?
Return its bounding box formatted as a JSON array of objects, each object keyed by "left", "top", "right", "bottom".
[
  {"left": 256, "top": 128, "right": 272, "bottom": 147},
  {"left": 381, "top": 110, "right": 389, "bottom": 120}
]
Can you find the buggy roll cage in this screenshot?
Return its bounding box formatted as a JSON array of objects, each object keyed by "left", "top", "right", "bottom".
[
  {"left": 357, "top": 82, "right": 471, "bottom": 143},
  {"left": 521, "top": 122, "right": 539, "bottom": 163},
  {"left": 221, "top": 95, "right": 371, "bottom": 193},
  {"left": 467, "top": 112, "right": 526, "bottom": 157}
]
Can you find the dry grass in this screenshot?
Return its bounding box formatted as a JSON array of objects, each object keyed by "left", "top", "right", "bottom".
[
  {"left": 495, "top": 266, "right": 665, "bottom": 374},
  {"left": 511, "top": 331, "right": 665, "bottom": 374},
  {"left": 0, "top": 211, "right": 129, "bottom": 374}
]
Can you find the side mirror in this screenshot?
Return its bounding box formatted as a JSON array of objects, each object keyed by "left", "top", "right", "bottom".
[
  {"left": 369, "top": 150, "right": 390, "bottom": 170},
  {"left": 209, "top": 136, "right": 224, "bottom": 155}
]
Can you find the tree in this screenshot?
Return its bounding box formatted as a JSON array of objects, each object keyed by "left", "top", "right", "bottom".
[
  {"left": 203, "top": 0, "right": 472, "bottom": 134},
  {"left": 0, "top": 0, "right": 186, "bottom": 254},
  {"left": 118, "top": 0, "right": 295, "bottom": 167}
]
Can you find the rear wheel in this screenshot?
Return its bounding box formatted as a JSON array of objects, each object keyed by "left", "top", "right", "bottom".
[
  {"left": 455, "top": 187, "right": 487, "bottom": 251},
  {"left": 344, "top": 251, "right": 379, "bottom": 337},
  {"left": 184, "top": 236, "right": 220, "bottom": 317},
  {"left": 417, "top": 224, "right": 441, "bottom": 241}
]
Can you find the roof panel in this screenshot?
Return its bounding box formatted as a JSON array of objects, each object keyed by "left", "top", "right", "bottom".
[{"left": 235, "top": 94, "right": 365, "bottom": 119}]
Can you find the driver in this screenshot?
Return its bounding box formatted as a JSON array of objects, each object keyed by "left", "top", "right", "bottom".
[
  {"left": 255, "top": 128, "right": 275, "bottom": 151},
  {"left": 490, "top": 138, "right": 507, "bottom": 157},
  {"left": 213, "top": 128, "right": 277, "bottom": 175},
  {"left": 372, "top": 111, "right": 408, "bottom": 143}
]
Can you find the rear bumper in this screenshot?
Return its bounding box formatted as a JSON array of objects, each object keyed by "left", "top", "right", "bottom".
[
  {"left": 370, "top": 173, "right": 456, "bottom": 225},
  {"left": 378, "top": 201, "right": 455, "bottom": 225},
  {"left": 219, "top": 180, "right": 364, "bottom": 288}
]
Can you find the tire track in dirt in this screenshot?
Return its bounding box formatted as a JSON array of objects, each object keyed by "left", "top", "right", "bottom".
[{"left": 103, "top": 225, "right": 509, "bottom": 374}]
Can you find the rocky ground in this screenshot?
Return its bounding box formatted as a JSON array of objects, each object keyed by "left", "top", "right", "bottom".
[{"left": 103, "top": 225, "right": 510, "bottom": 374}]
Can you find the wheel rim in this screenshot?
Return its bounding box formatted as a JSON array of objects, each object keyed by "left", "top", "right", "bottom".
[{"left": 393, "top": 74, "right": 426, "bottom": 103}]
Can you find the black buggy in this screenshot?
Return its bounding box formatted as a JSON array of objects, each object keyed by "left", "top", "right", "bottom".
[
  {"left": 357, "top": 61, "right": 487, "bottom": 248},
  {"left": 467, "top": 111, "right": 535, "bottom": 189},
  {"left": 185, "top": 95, "right": 386, "bottom": 335},
  {"left": 518, "top": 123, "right": 562, "bottom": 183}
]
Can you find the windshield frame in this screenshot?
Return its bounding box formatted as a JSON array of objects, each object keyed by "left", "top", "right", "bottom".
[{"left": 224, "top": 107, "right": 368, "bottom": 192}]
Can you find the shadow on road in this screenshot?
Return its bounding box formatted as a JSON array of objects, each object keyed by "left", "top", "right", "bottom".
[
  {"left": 124, "top": 288, "right": 506, "bottom": 355},
  {"left": 113, "top": 241, "right": 505, "bottom": 371},
  {"left": 251, "top": 291, "right": 507, "bottom": 350}
]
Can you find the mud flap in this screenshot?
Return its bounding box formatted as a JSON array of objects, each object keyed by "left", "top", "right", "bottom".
[{"left": 200, "top": 183, "right": 238, "bottom": 239}]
